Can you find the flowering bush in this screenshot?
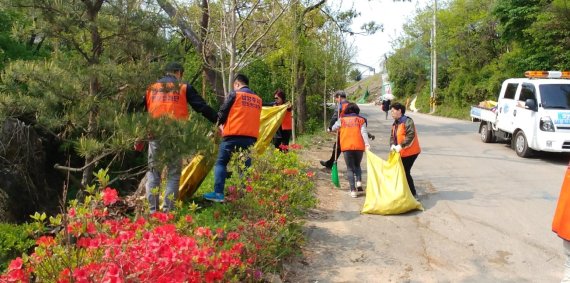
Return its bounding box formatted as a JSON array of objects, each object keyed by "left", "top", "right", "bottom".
[
  {"left": 0, "top": 223, "right": 35, "bottom": 272},
  {"left": 1, "top": 145, "right": 315, "bottom": 282}
]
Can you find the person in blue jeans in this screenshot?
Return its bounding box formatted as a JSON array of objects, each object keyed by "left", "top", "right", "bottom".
[
  {"left": 143, "top": 62, "right": 217, "bottom": 213},
  {"left": 203, "top": 74, "right": 262, "bottom": 202}
]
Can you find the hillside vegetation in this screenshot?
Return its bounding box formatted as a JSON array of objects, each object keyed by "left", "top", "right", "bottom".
[
  {"left": 345, "top": 74, "right": 383, "bottom": 103},
  {"left": 387, "top": 0, "right": 570, "bottom": 120}
]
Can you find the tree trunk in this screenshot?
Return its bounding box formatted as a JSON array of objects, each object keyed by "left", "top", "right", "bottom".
[
  {"left": 81, "top": 0, "right": 104, "bottom": 187},
  {"left": 157, "top": 0, "right": 225, "bottom": 102},
  {"left": 81, "top": 76, "right": 100, "bottom": 187},
  {"left": 291, "top": 0, "right": 326, "bottom": 134},
  {"left": 295, "top": 62, "right": 307, "bottom": 133}
]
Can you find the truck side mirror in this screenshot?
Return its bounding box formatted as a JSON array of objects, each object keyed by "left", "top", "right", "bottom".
[{"left": 525, "top": 99, "right": 538, "bottom": 111}]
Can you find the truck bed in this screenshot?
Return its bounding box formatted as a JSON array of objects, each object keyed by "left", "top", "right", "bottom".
[{"left": 470, "top": 105, "right": 497, "bottom": 123}]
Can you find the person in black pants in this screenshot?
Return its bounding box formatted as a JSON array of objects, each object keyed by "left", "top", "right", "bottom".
[
  {"left": 320, "top": 91, "right": 349, "bottom": 169},
  {"left": 382, "top": 98, "right": 391, "bottom": 120},
  {"left": 320, "top": 91, "right": 375, "bottom": 169},
  {"left": 389, "top": 102, "right": 421, "bottom": 199}
]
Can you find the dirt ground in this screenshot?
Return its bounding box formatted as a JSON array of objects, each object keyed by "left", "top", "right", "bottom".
[
  {"left": 282, "top": 134, "right": 368, "bottom": 282},
  {"left": 279, "top": 106, "right": 566, "bottom": 283}
]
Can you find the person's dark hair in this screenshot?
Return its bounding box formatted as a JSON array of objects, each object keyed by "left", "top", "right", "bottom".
[
  {"left": 165, "top": 62, "right": 184, "bottom": 73},
  {"left": 234, "top": 74, "right": 249, "bottom": 86},
  {"left": 274, "top": 89, "right": 285, "bottom": 101},
  {"left": 391, "top": 102, "right": 406, "bottom": 114},
  {"left": 334, "top": 90, "right": 347, "bottom": 99},
  {"left": 344, "top": 103, "right": 360, "bottom": 115}
]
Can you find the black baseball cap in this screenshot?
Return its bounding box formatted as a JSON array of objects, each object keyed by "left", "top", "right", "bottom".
[
  {"left": 334, "top": 90, "right": 347, "bottom": 98},
  {"left": 165, "top": 62, "right": 184, "bottom": 73}
]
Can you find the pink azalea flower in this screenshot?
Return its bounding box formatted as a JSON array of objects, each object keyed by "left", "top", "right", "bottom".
[
  {"left": 36, "top": 236, "right": 56, "bottom": 247},
  {"left": 227, "top": 232, "right": 240, "bottom": 241},
  {"left": 102, "top": 187, "right": 119, "bottom": 206},
  {"left": 8, "top": 257, "right": 23, "bottom": 270},
  {"left": 185, "top": 215, "right": 193, "bottom": 223},
  {"left": 290, "top": 143, "right": 302, "bottom": 149},
  {"left": 279, "top": 194, "right": 289, "bottom": 202}
]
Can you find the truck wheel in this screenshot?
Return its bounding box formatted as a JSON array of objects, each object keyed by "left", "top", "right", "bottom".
[
  {"left": 480, "top": 123, "right": 493, "bottom": 143},
  {"left": 514, "top": 131, "right": 534, "bottom": 157}
]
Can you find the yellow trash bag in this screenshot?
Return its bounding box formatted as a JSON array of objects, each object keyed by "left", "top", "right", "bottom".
[
  {"left": 178, "top": 153, "right": 216, "bottom": 200},
  {"left": 478, "top": 100, "right": 498, "bottom": 109},
  {"left": 253, "top": 104, "right": 289, "bottom": 154},
  {"left": 178, "top": 104, "right": 289, "bottom": 199},
  {"left": 361, "top": 150, "right": 423, "bottom": 215}
]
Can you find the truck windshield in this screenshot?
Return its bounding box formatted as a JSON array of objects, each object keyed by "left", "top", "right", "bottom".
[{"left": 540, "top": 84, "right": 570, "bottom": 109}]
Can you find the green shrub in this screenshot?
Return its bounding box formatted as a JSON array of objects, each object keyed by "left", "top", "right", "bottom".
[
  {"left": 1, "top": 145, "right": 316, "bottom": 281},
  {"left": 0, "top": 223, "right": 35, "bottom": 271}
]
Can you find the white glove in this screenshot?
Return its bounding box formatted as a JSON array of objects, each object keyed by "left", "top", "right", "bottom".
[
  {"left": 393, "top": 144, "right": 402, "bottom": 153},
  {"left": 365, "top": 144, "right": 370, "bottom": 150}
]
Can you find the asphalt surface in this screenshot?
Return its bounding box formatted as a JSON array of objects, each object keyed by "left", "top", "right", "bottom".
[{"left": 286, "top": 104, "right": 569, "bottom": 282}]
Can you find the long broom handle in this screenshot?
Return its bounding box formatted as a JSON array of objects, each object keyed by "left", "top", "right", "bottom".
[{"left": 334, "top": 101, "right": 340, "bottom": 161}]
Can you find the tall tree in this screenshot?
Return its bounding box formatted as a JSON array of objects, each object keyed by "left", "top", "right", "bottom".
[
  {"left": 1, "top": 0, "right": 213, "bottom": 190},
  {"left": 158, "top": 0, "right": 295, "bottom": 101}
]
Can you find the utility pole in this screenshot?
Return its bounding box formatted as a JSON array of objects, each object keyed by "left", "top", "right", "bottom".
[{"left": 430, "top": 0, "right": 437, "bottom": 113}]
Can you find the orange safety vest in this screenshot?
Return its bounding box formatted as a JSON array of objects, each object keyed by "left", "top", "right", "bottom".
[
  {"left": 339, "top": 101, "right": 349, "bottom": 118},
  {"left": 553, "top": 162, "right": 570, "bottom": 241},
  {"left": 223, "top": 91, "right": 262, "bottom": 138},
  {"left": 146, "top": 82, "right": 188, "bottom": 120},
  {"left": 281, "top": 109, "right": 293, "bottom": 130},
  {"left": 392, "top": 117, "right": 421, "bottom": 157},
  {"left": 339, "top": 115, "right": 366, "bottom": 151}
]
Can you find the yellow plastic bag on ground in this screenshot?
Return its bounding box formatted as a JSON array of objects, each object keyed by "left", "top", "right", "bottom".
[
  {"left": 361, "top": 150, "right": 423, "bottom": 215},
  {"left": 178, "top": 104, "right": 289, "bottom": 199}
]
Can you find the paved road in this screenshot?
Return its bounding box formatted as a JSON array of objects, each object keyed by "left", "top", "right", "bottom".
[{"left": 287, "top": 104, "right": 569, "bottom": 282}]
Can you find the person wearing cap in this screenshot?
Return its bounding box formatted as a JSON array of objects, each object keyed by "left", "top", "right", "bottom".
[
  {"left": 319, "top": 91, "right": 349, "bottom": 169},
  {"left": 265, "top": 89, "right": 292, "bottom": 151},
  {"left": 203, "top": 74, "right": 262, "bottom": 203},
  {"left": 143, "top": 62, "right": 217, "bottom": 213}
]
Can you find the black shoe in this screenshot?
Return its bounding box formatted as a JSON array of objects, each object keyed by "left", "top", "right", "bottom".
[
  {"left": 356, "top": 181, "right": 364, "bottom": 192},
  {"left": 320, "top": 160, "right": 332, "bottom": 169}
]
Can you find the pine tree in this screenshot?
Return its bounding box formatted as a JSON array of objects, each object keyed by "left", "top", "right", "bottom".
[{"left": 0, "top": 0, "right": 215, "bottom": 192}]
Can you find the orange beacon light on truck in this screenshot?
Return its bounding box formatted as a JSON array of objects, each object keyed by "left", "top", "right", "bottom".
[{"left": 524, "top": 71, "right": 570, "bottom": 79}]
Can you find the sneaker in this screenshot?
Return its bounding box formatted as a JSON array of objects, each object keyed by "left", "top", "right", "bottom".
[
  {"left": 203, "top": 192, "right": 225, "bottom": 203},
  {"left": 350, "top": 191, "right": 358, "bottom": 198},
  {"left": 356, "top": 181, "right": 364, "bottom": 194}
]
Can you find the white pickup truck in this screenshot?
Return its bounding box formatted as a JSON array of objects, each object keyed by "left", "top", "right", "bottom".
[{"left": 470, "top": 71, "right": 570, "bottom": 157}]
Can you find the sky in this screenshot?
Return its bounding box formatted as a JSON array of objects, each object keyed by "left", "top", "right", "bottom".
[{"left": 338, "top": 0, "right": 431, "bottom": 72}]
